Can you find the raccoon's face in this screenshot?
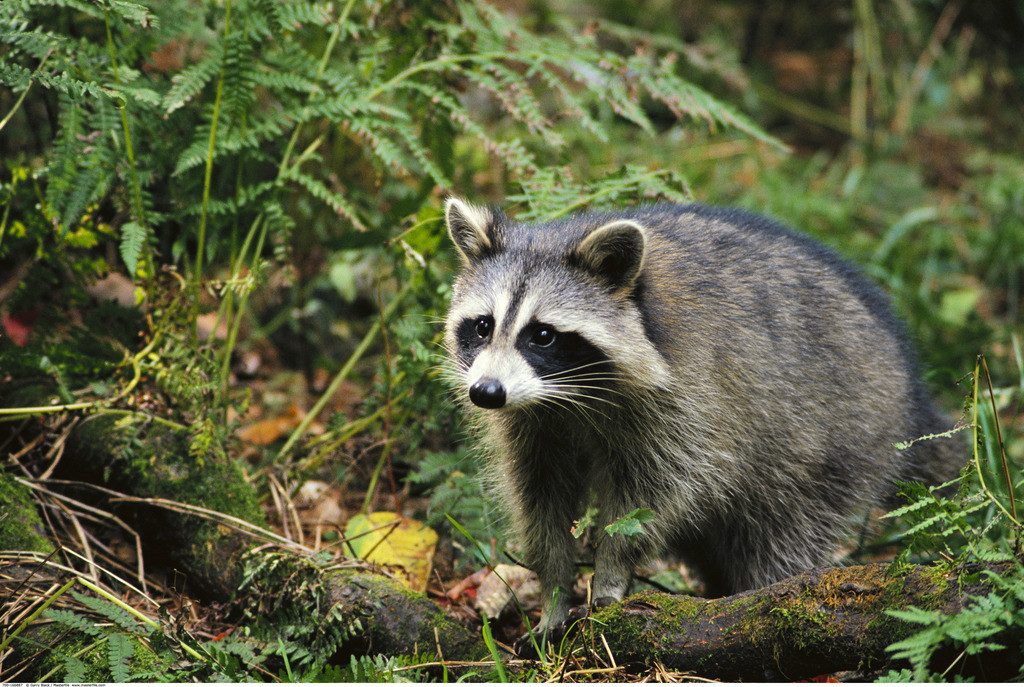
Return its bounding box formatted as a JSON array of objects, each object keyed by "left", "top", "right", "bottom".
[
  {"left": 443, "top": 197, "right": 662, "bottom": 413},
  {"left": 449, "top": 260, "right": 615, "bottom": 411}
]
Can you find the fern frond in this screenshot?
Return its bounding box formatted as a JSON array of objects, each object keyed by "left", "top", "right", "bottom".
[
  {"left": 46, "top": 608, "right": 108, "bottom": 637},
  {"left": 345, "top": 116, "right": 415, "bottom": 177},
  {"left": 4, "top": 0, "right": 106, "bottom": 19},
  {"left": 163, "top": 45, "right": 224, "bottom": 114},
  {"left": 72, "top": 590, "right": 147, "bottom": 634},
  {"left": 281, "top": 168, "right": 367, "bottom": 231},
  {"left": 464, "top": 62, "right": 558, "bottom": 141},
  {"left": 62, "top": 655, "right": 90, "bottom": 683},
  {"left": 179, "top": 180, "right": 278, "bottom": 218},
  {"left": 2, "top": 60, "right": 115, "bottom": 100},
  {"left": 394, "top": 123, "right": 452, "bottom": 187},
  {"left": 221, "top": 31, "right": 259, "bottom": 119},
  {"left": 252, "top": 65, "right": 319, "bottom": 95},
  {"left": 107, "top": 632, "right": 135, "bottom": 683},
  {"left": 631, "top": 53, "right": 778, "bottom": 146},
  {"left": 120, "top": 221, "right": 147, "bottom": 276},
  {"left": 269, "top": 0, "right": 333, "bottom": 32},
  {"left": 118, "top": 83, "right": 162, "bottom": 108},
  {"left": 173, "top": 104, "right": 292, "bottom": 175},
  {"left": 103, "top": 0, "right": 157, "bottom": 28},
  {"left": 530, "top": 61, "right": 607, "bottom": 140}
]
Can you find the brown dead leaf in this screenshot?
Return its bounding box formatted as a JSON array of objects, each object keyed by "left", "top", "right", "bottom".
[
  {"left": 475, "top": 564, "right": 539, "bottom": 618},
  {"left": 237, "top": 403, "right": 305, "bottom": 445},
  {"left": 294, "top": 480, "right": 345, "bottom": 527}
]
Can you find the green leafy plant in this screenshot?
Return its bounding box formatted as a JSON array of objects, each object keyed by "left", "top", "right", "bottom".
[
  {"left": 233, "top": 550, "right": 367, "bottom": 678},
  {"left": 878, "top": 353, "right": 1023, "bottom": 681},
  {"left": 2, "top": 0, "right": 777, "bottom": 455},
  {"left": 881, "top": 574, "right": 1024, "bottom": 683},
  {"left": 604, "top": 508, "right": 658, "bottom": 547}
]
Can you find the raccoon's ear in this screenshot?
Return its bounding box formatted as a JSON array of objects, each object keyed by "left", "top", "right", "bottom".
[
  {"left": 574, "top": 219, "right": 647, "bottom": 292},
  {"left": 446, "top": 197, "right": 498, "bottom": 264}
]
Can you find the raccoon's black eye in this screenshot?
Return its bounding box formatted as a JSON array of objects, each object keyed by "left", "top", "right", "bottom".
[
  {"left": 531, "top": 326, "right": 556, "bottom": 348},
  {"left": 474, "top": 316, "right": 493, "bottom": 339}
]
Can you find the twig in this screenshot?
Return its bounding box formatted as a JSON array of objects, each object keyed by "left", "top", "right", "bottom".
[
  {"left": 19, "top": 478, "right": 149, "bottom": 597},
  {"left": 601, "top": 633, "right": 617, "bottom": 669},
  {"left": 38, "top": 416, "right": 77, "bottom": 480},
  {"left": 971, "top": 355, "right": 1021, "bottom": 530},
  {"left": 0, "top": 577, "right": 76, "bottom": 655},
  {"left": 277, "top": 280, "right": 412, "bottom": 461},
  {"left": 57, "top": 502, "right": 98, "bottom": 583},
  {"left": 892, "top": 0, "right": 963, "bottom": 134}
]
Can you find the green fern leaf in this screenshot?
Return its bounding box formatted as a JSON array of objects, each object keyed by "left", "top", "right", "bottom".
[
  {"left": 269, "top": 0, "right": 333, "bottom": 32},
  {"left": 62, "top": 655, "right": 90, "bottom": 683},
  {"left": 104, "top": 0, "right": 157, "bottom": 27},
  {"left": 0, "top": 62, "right": 35, "bottom": 90},
  {"left": 46, "top": 609, "right": 107, "bottom": 637},
  {"left": 71, "top": 590, "right": 147, "bottom": 634},
  {"left": 395, "top": 124, "right": 452, "bottom": 187},
  {"left": 108, "top": 633, "right": 135, "bottom": 683},
  {"left": 346, "top": 116, "right": 415, "bottom": 176},
  {"left": 221, "top": 32, "right": 258, "bottom": 118},
  {"left": 120, "top": 221, "right": 147, "bottom": 276},
  {"left": 163, "top": 45, "right": 223, "bottom": 114},
  {"left": 281, "top": 168, "right": 367, "bottom": 231}
]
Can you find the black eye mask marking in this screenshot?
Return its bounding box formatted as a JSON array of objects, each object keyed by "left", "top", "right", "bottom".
[
  {"left": 455, "top": 315, "right": 493, "bottom": 366},
  {"left": 517, "top": 323, "right": 611, "bottom": 381}
]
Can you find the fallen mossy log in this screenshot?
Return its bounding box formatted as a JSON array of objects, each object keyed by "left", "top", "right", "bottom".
[
  {"left": 235, "top": 561, "right": 487, "bottom": 663},
  {"left": 0, "top": 470, "right": 54, "bottom": 554},
  {"left": 246, "top": 554, "right": 1019, "bottom": 680},
  {"left": 27, "top": 410, "right": 487, "bottom": 667},
  {"left": 8, "top": 405, "right": 1020, "bottom": 679},
  {"left": 59, "top": 412, "right": 266, "bottom": 600},
  {"left": 588, "top": 559, "right": 1021, "bottom": 681},
  {"left": 295, "top": 566, "right": 487, "bottom": 661}
]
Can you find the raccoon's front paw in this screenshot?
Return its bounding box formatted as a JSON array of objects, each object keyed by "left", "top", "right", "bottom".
[
  {"left": 513, "top": 605, "right": 593, "bottom": 658},
  {"left": 558, "top": 603, "right": 591, "bottom": 634},
  {"left": 511, "top": 629, "right": 547, "bottom": 659}
]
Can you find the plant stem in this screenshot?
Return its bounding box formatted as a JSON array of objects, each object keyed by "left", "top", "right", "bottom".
[
  {"left": 75, "top": 576, "right": 159, "bottom": 631},
  {"left": 0, "top": 49, "right": 53, "bottom": 133},
  {"left": 194, "top": 0, "right": 233, "bottom": 342},
  {"left": 980, "top": 355, "right": 1016, "bottom": 525},
  {"left": 103, "top": 7, "right": 153, "bottom": 285},
  {"left": 972, "top": 355, "right": 1022, "bottom": 530},
  {"left": 0, "top": 577, "right": 76, "bottom": 654},
  {"left": 365, "top": 51, "right": 520, "bottom": 101},
  {"left": 276, "top": 281, "right": 412, "bottom": 461},
  {"left": 213, "top": 0, "right": 357, "bottom": 403}
]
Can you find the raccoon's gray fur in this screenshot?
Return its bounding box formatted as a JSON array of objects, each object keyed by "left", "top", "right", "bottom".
[{"left": 443, "top": 197, "right": 961, "bottom": 639}]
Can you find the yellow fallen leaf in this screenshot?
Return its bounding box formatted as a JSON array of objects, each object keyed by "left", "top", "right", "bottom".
[{"left": 344, "top": 512, "right": 438, "bottom": 592}]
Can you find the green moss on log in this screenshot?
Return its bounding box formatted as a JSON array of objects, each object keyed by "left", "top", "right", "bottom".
[
  {"left": 0, "top": 471, "right": 53, "bottom": 553},
  {"left": 64, "top": 413, "right": 265, "bottom": 599},
  {"left": 14, "top": 624, "right": 162, "bottom": 683},
  {"left": 323, "top": 568, "right": 488, "bottom": 661}
]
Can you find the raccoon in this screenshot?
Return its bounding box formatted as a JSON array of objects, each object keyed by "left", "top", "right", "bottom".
[{"left": 442, "top": 197, "right": 960, "bottom": 647}]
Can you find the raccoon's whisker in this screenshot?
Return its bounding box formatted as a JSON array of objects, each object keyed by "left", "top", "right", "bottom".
[
  {"left": 539, "top": 395, "right": 612, "bottom": 426},
  {"left": 544, "top": 379, "right": 622, "bottom": 396},
  {"left": 544, "top": 359, "right": 617, "bottom": 378},
  {"left": 546, "top": 376, "right": 621, "bottom": 387},
  {"left": 542, "top": 371, "right": 623, "bottom": 384},
  {"left": 536, "top": 395, "right": 585, "bottom": 418},
  {"left": 544, "top": 388, "right": 622, "bottom": 413},
  {"left": 546, "top": 383, "right": 619, "bottom": 399}
]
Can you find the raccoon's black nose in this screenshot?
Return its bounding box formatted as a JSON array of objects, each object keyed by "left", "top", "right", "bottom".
[{"left": 469, "top": 378, "right": 506, "bottom": 409}]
